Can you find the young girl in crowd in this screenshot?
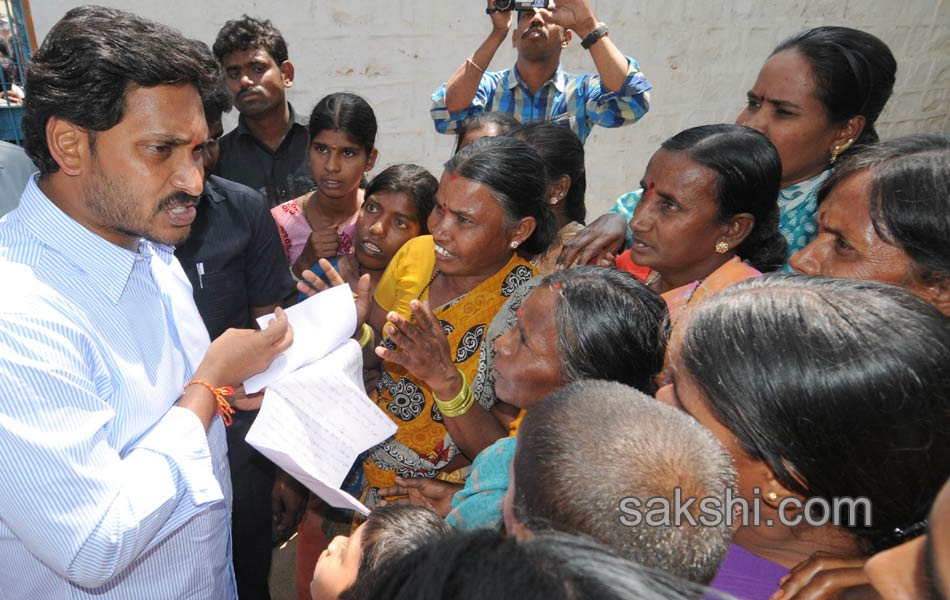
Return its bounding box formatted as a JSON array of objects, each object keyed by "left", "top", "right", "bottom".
[
  {"left": 294, "top": 162, "right": 438, "bottom": 600},
  {"left": 309, "top": 504, "right": 451, "bottom": 600},
  {"left": 328, "top": 163, "right": 438, "bottom": 292},
  {"left": 272, "top": 92, "right": 378, "bottom": 280}
]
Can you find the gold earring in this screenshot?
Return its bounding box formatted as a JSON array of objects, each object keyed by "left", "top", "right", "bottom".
[
  {"left": 510, "top": 241, "right": 519, "bottom": 249},
  {"left": 830, "top": 146, "right": 842, "bottom": 165},
  {"left": 715, "top": 241, "right": 729, "bottom": 254},
  {"left": 766, "top": 491, "right": 779, "bottom": 503}
]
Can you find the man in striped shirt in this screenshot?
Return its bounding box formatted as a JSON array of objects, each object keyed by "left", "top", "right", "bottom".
[
  {"left": 0, "top": 7, "right": 291, "bottom": 598},
  {"left": 430, "top": 0, "right": 652, "bottom": 144}
]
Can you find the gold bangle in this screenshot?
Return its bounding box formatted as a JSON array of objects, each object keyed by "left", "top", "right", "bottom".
[
  {"left": 358, "top": 323, "right": 374, "bottom": 349},
  {"left": 465, "top": 57, "right": 486, "bottom": 73},
  {"left": 434, "top": 369, "right": 475, "bottom": 418}
]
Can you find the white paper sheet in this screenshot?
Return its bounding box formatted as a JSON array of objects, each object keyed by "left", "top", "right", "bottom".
[
  {"left": 244, "top": 284, "right": 356, "bottom": 393},
  {"left": 245, "top": 340, "right": 397, "bottom": 515}
]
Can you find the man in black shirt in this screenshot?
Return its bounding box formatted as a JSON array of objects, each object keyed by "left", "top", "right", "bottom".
[
  {"left": 175, "top": 50, "right": 304, "bottom": 600},
  {"left": 212, "top": 16, "right": 314, "bottom": 207}
]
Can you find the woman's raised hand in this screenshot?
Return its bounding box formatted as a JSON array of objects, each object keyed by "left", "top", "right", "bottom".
[
  {"left": 374, "top": 299, "right": 463, "bottom": 400},
  {"left": 297, "top": 258, "right": 372, "bottom": 332}
]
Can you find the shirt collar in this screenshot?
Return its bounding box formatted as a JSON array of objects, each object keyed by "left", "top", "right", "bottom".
[
  {"left": 508, "top": 64, "right": 567, "bottom": 93},
  {"left": 17, "top": 175, "right": 172, "bottom": 304},
  {"left": 202, "top": 177, "right": 225, "bottom": 204},
  {"left": 236, "top": 102, "right": 307, "bottom": 138}
]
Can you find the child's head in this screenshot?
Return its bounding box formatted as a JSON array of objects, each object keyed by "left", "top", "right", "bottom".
[
  {"left": 308, "top": 93, "right": 379, "bottom": 199},
  {"left": 454, "top": 111, "right": 520, "bottom": 154},
  {"left": 310, "top": 504, "right": 450, "bottom": 600},
  {"left": 354, "top": 164, "right": 438, "bottom": 271}
]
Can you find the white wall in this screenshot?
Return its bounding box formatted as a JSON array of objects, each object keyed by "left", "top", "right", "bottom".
[{"left": 33, "top": 1, "right": 950, "bottom": 215}]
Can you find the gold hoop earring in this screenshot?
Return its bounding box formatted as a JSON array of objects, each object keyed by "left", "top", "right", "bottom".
[{"left": 715, "top": 241, "right": 729, "bottom": 254}]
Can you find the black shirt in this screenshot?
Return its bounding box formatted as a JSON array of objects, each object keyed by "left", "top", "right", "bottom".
[
  {"left": 175, "top": 175, "right": 296, "bottom": 340},
  {"left": 214, "top": 103, "right": 315, "bottom": 208}
]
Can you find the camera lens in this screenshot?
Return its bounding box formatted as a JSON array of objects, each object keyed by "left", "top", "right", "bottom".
[{"left": 494, "top": 0, "right": 514, "bottom": 11}]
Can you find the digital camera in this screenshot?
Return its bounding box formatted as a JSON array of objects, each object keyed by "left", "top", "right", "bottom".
[{"left": 494, "top": 0, "right": 547, "bottom": 11}]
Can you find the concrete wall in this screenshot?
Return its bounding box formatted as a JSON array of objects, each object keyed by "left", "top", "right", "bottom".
[{"left": 33, "top": 1, "right": 950, "bottom": 215}]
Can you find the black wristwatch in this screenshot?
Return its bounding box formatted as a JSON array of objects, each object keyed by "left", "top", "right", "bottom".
[{"left": 580, "top": 22, "right": 609, "bottom": 50}]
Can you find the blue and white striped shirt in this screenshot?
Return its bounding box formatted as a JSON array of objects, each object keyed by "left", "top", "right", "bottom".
[
  {"left": 430, "top": 58, "right": 651, "bottom": 143},
  {"left": 0, "top": 177, "right": 236, "bottom": 599}
]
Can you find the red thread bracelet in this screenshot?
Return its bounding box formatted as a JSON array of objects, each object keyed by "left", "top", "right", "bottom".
[{"left": 185, "top": 379, "right": 236, "bottom": 426}]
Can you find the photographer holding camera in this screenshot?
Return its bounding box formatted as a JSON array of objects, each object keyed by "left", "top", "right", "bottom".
[{"left": 430, "top": 0, "right": 651, "bottom": 144}]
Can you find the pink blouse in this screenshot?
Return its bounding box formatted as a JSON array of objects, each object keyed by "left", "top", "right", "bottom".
[{"left": 271, "top": 196, "right": 358, "bottom": 264}]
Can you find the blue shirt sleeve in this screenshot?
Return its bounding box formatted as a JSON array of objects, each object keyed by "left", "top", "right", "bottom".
[
  {"left": 575, "top": 57, "right": 652, "bottom": 130},
  {"left": 430, "top": 71, "right": 505, "bottom": 134},
  {"left": 0, "top": 314, "right": 222, "bottom": 588}
]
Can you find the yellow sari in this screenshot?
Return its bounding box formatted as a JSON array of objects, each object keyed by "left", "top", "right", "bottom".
[{"left": 365, "top": 236, "right": 536, "bottom": 490}]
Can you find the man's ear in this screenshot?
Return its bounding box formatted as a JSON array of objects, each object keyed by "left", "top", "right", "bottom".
[
  {"left": 46, "top": 116, "right": 88, "bottom": 177},
  {"left": 561, "top": 29, "right": 572, "bottom": 49},
  {"left": 280, "top": 60, "right": 295, "bottom": 88}
]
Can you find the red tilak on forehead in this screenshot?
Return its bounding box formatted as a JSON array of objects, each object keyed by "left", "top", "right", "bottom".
[
  {"left": 643, "top": 183, "right": 655, "bottom": 197},
  {"left": 448, "top": 172, "right": 459, "bottom": 181},
  {"left": 517, "top": 306, "right": 524, "bottom": 319}
]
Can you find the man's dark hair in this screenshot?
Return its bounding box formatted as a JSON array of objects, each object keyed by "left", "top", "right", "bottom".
[
  {"left": 23, "top": 5, "right": 219, "bottom": 176},
  {"left": 212, "top": 15, "right": 288, "bottom": 65},
  {"left": 190, "top": 39, "right": 232, "bottom": 121}
]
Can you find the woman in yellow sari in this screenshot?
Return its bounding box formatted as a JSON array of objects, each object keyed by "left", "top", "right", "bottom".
[
  {"left": 362, "top": 136, "right": 555, "bottom": 499},
  {"left": 617, "top": 124, "right": 787, "bottom": 322}
]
